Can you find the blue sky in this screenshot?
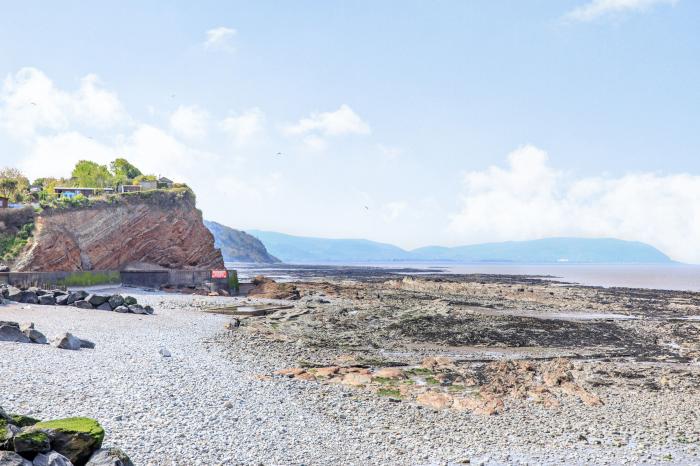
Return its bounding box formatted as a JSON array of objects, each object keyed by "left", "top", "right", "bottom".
[{"left": 1, "top": 1, "right": 699, "bottom": 261}]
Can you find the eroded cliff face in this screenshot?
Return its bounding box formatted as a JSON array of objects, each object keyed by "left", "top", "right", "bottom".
[{"left": 14, "top": 190, "right": 224, "bottom": 271}]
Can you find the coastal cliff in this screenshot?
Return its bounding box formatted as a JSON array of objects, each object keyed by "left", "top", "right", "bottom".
[
  {"left": 205, "top": 220, "right": 280, "bottom": 264},
  {"left": 13, "top": 189, "right": 224, "bottom": 271}
]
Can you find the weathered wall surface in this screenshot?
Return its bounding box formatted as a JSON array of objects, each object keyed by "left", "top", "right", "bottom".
[{"left": 13, "top": 190, "right": 224, "bottom": 271}]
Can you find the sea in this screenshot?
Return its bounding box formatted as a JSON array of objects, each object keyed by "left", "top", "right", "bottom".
[{"left": 229, "top": 262, "right": 700, "bottom": 292}]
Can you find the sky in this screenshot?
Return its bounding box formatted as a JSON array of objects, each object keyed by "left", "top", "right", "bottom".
[{"left": 0, "top": 0, "right": 699, "bottom": 262}]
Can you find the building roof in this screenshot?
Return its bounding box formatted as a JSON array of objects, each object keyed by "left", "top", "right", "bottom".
[{"left": 158, "top": 177, "right": 173, "bottom": 183}]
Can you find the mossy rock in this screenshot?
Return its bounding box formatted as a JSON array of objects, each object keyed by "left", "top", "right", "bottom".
[
  {"left": 34, "top": 417, "right": 104, "bottom": 464},
  {"left": 13, "top": 429, "right": 50, "bottom": 456},
  {"left": 0, "top": 419, "right": 15, "bottom": 450},
  {"left": 10, "top": 415, "right": 40, "bottom": 428}
]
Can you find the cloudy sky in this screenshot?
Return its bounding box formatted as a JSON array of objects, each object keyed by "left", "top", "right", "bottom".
[{"left": 0, "top": 0, "right": 699, "bottom": 262}]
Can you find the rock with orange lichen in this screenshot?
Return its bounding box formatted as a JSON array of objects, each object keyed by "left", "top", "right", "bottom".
[
  {"left": 416, "top": 391, "right": 453, "bottom": 410},
  {"left": 341, "top": 373, "right": 372, "bottom": 386},
  {"left": 373, "top": 368, "right": 405, "bottom": 379},
  {"left": 274, "top": 368, "right": 305, "bottom": 377}
]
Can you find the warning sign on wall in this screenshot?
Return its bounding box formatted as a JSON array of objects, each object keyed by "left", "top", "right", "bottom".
[{"left": 211, "top": 270, "right": 228, "bottom": 279}]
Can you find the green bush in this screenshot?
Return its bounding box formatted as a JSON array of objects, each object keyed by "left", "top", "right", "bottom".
[{"left": 0, "top": 222, "right": 34, "bottom": 261}]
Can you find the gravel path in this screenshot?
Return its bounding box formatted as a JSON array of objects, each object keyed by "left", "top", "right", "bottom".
[{"left": 1, "top": 289, "right": 699, "bottom": 465}]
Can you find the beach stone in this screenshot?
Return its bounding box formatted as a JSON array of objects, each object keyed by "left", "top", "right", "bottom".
[
  {"left": 373, "top": 367, "right": 405, "bottom": 379},
  {"left": 30, "top": 288, "right": 47, "bottom": 297},
  {"left": 52, "top": 333, "right": 82, "bottom": 351},
  {"left": 416, "top": 391, "right": 454, "bottom": 410},
  {"left": 127, "top": 305, "right": 146, "bottom": 315},
  {"left": 79, "top": 339, "right": 96, "bottom": 349},
  {"left": 55, "top": 295, "right": 69, "bottom": 306},
  {"left": 341, "top": 373, "right": 372, "bottom": 386},
  {"left": 18, "top": 291, "right": 38, "bottom": 304},
  {"left": 123, "top": 296, "right": 137, "bottom": 306},
  {"left": 38, "top": 295, "right": 56, "bottom": 306},
  {"left": 107, "top": 296, "right": 124, "bottom": 310},
  {"left": 65, "top": 291, "right": 87, "bottom": 305},
  {"left": 159, "top": 347, "right": 171, "bottom": 357},
  {"left": 0, "top": 451, "right": 31, "bottom": 466},
  {"left": 73, "top": 301, "right": 93, "bottom": 310},
  {"left": 86, "top": 295, "right": 108, "bottom": 307},
  {"left": 0, "top": 325, "right": 30, "bottom": 343},
  {"left": 144, "top": 305, "right": 154, "bottom": 315},
  {"left": 32, "top": 451, "right": 73, "bottom": 466},
  {"left": 112, "top": 306, "right": 129, "bottom": 314},
  {"left": 23, "top": 328, "right": 47, "bottom": 345},
  {"left": 51, "top": 290, "right": 68, "bottom": 298},
  {"left": 33, "top": 418, "right": 104, "bottom": 465},
  {"left": 5, "top": 287, "right": 22, "bottom": 301},
  {"left": 13, "top": 430, "right": 50, "bottom": 457},
  {"left": 95, "top": 303, "right": 112, "bottom": 311},
  {"left": 0, "top": 421, "right": 19, "bottom": 450},
  {"left": 85, "top": 448, "right": 133, "bottom": 466}
]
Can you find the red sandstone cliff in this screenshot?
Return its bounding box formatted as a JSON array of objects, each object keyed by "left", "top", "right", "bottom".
[{"left": 14, "top": 189, "right": 224, "bottom": 271}]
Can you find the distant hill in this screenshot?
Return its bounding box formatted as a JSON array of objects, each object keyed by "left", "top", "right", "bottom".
[
  {"left": 247, "top": 230, "right": 412, "bottom": 263},
  {"left": 247, "top": 231, "right": 673, "bottom": 264},
  {"left": 205, "top": 221, "right": 280, "bottom": 264}
]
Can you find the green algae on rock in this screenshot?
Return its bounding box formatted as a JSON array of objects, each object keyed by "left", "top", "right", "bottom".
[{"left": 34, "top": 417, "right": 105, "bottom": 465}]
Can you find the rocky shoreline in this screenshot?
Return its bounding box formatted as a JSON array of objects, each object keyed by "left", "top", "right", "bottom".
[{"left": 0, "top": 274, "right": 698, "bottom": 464}]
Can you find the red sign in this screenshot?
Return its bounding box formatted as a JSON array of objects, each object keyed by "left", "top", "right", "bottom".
[{"left": 211, "top": 270, "right": 228, "bottom": 279}]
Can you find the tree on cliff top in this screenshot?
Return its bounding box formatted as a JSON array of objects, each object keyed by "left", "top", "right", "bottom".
[
  {"left": 0, "top": 167, "right": 30, "bottom": 202},
  {"left": 111, "top": 158, "right": 142, "bottom": 181},
  {"left": 71, "top": 160, "right": 113, "bottom": 188}
]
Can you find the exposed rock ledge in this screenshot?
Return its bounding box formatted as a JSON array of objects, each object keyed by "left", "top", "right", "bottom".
[{"left": 13, "top": 190, "right": 223, "bottom": 272}]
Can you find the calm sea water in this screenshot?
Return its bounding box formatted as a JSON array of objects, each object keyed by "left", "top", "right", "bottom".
[{"left": 230, "top": 262, "right": 700, "bottom": 292}]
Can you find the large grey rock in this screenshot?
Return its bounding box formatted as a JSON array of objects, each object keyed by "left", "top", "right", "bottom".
[
  {"left": 5, "top": 286, "right": 22, "bottom": 302},
  {"left": 0, "top": 422, "right": 20, "bottom": 450},
  {"left": 32, "top": 451, "right": 73, "bottom": 466},
  {"left": 112, "top": 306, "right": 129, "bottom": 314},
  {"left": 18, "top": 291, "right": 38, "bottom": 304},
  {"left": 0, "top": 451, "right": 31, "bottom": 466},
  {"left": 23, "top": 328, "right": 47, "bottom": 345},
  {"left": 29, "top": 288, "right": 47, "bottom": 297},
  {"left": 144, "top": 305, "right": 154, "bottom": 315},
  {"left": 65, "top": 291, "right": 87, "bottom": 305},
  {"left": 73, "top": 301, "right": 93, "bottom": 310},
  {"left": 52, "top": 333, "right": 82, "bottom": 351},
  {"left": 0, "top": 321, "right": 20, "bottom": 329},
  {"left": 0, "top": 325, "right": 30, "bottom": 343},
  {"left": 106, "top": 296, "right": 124, "bottom": 310},
  {"left": 13, "top": 430, "right": 50, "bottom": 457},
  {"left": 85, "top": 448, "right": 133, "bottom": 466},
  {"left": 85, "top": 295, "right": 108, "bottom": 307},
  {"left": 55, "top": 295, "right": 69, "bottom": 306},
  {"left": 123, "top": 296, "right": 137, "bottom": 306},
  {"left": 79, "top": 339, "right": 95, "bottom": 349},
  {"left": 95, "top": 303, "right": 112, "bottom": 312},
  {"left": 51, "top": 290, "right": 68, "bottom": 298},
  {"left": 37, "top": 419, "right": 104, "bottom": 465},
  {"left": 38, "top": 295, "right": 56, "bottom": 306},
  {"left": 127, "top": 305, "right": 147, "bottom": 315}
]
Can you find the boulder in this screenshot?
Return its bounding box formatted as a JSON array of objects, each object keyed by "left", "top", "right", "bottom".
[
  {"left": 65, "top": 292, "right": 87, "bottom": 306},
  {"left": 31, "top": 451, "right": 73, "bottom": 466},
  {"left": 0, "top": 420, "right": 20, "bottom": 450},
  {"left": 38, "top": 295, "right": 56, "bottom": 306},
  {"left": 51, "top": 291, "right": 68, "bottom": 298},
  {"left": 95, "top": 303, "right": 111, "bottom": 312},
  {"left": 122, "top": 296, "right": 137, "bottom": 306},
  {"left": 79, "top": 339, "right": 95, "bottom": 350},
  {"left": 73, "top": 301, "right": 93, "bottom": 310},
  {"left": 127, "top": 305, "right": 146, "bottom": 315},
  {"left": 18, "top": 291, "right": 38, "bottom": 305},
  {"left": 0, "top": 265, "right": 9, "bottom": 273},
  {"left": 52, "top": 333, "right": 82, "bottom": 351},
  {"left": 9, "top": 415, "right": 40, "bottom": 428},
  {"left": 5, "top": 287, "right": 22, "bottom": 302},
  {"left": 106, "top": 296, "right": 123, "bottom": 310},
  {"left": 159, "top": 347, "right": 171, "bottom": 357},
  {"left": 112, "top": 307, "right": 129, "bottom": 314},
  {"left": 144, "top": 306, "right": 154, "bottom": 315},
  {"left": 23, "top": 328, "right": 47, "bottom": 345},
  {"left": 32, "top": 418, "right": 104, "bottom": 465},
  {"left": 0, "top": 451, "right": 31, "bottom": 466},
  {"left": 85, "top": 295, "right": 108, "bottom": 307},
  {"left": 55, "top": 295, "right": 69, "bottom": 306},
  {"left": 0, "top": 325, "right": 31, "bottom": 343},
  {"left": 12, "top": 430, "right": 50, "bottom": 457},
  {"left": 29, "top": 288, "right": 47, "bottom": 297},
  {"left": 85, "top": 448, "right": 133, "bottom": 466}
]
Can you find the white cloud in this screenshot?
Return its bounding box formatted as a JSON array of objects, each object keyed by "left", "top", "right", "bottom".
[
  {"left": 170, "top": 105, "right": 209, "bottom": 139},
  {"left": 220, "top": 108, "right": 264, "bottom": 145},
  {"left": 565, "top": 0, "right": 677, "bottom": 22},
  {"left": 285, "top": 104, "right": 370, "bottom": 137},
  {"left": 449, "top": 145, "right": 700, "bottom": 263},
  {"left": 204, "top": 26, "right": 236, "bottom": 49},
  {"left": 0, "top": 68, "right": 127, "bottom": 138}
]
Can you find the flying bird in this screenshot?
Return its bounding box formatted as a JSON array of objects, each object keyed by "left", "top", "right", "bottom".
[
  {"left": 276, "top": 152, "right": 283, "bottom": 156},
  {"left": 364, "top": 206, "right": 369, "bottom": 211},
  {"left": 30, "top": 102, "right": 37, "bottom": 106}
]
